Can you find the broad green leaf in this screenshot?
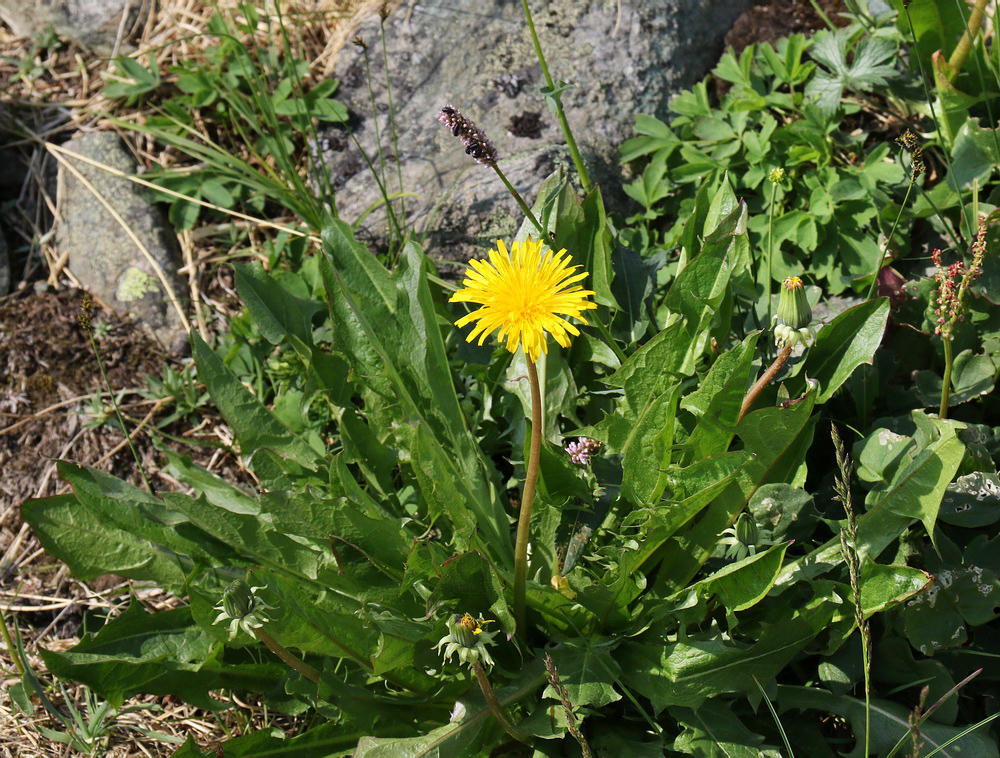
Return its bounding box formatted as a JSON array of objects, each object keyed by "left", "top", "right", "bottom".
[
  {"left": 40, "top": 602, "right": 231, "bottom": 710},
  {"left": 620, "top": 601, "right": 836, "bottom": 709},
  {"left": 690, "top": 541, "right": 790, "bottom": 612},
  {"left": 800, "top": 298, "right": 889, "bottom": 402},
  {"left": 23, "top": 466, "right": 224, "bottom": 592},
  {"left": 671, "top": 701, "right": 783, "bottom": 757},
  {"left": 192, "top": 331, "right": 322, "bottom": 474},
  {"left": 555, "top": 185, "right": 618, "bottom": 308},
  {"left": 320, "top": 228, "right": 512, "bottom": 565},
  {"left": 171, "top": 722, "right": 363, "bottom": 758},
  {"left": 776, "top": 417, "right": 966, "bottom": 590},
  {"left": 585, "top": 321, "right": 686, "bottom": 505},
  {"left": 233, "top": 262, "right": 322, "bottom": 345},
  {"left": 665, "top": 201, "right": 744, "bottom": 374},
  {"left": 655, "top": 386, "right": 818, "bottom": 593},
  {"left": 426, "top": 551, "right": 514, "bottom": 637},
  {"left": 681, "top": 331, "right": 761, "bottom": 463},
  {"left": 544, "top": 637, "right": 622, "bottom": 708},
  {"left": 939, "top": 473, "right": 1000, "bottom": 527}
]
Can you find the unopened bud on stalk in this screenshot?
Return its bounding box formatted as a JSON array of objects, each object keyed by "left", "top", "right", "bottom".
[
  {"left": 436, "top": 612, "right": 499, "bottom": 667},
  {"left": 214, "top": 579, "right": 275, "bottom": 641},
  {"left": 774, "top": 275, "right": 816, "bottom": 346}
]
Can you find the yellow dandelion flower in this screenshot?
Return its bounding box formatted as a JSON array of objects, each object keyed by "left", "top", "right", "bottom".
[{"left": 450, "top": 237, "right": 597, "bottom": 363}]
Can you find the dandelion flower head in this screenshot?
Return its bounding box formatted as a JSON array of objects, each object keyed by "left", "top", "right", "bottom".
[{"left": 450, "top": 237, "right": 597, "bottom": 363}]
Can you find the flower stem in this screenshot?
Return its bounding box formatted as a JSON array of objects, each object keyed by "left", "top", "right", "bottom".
[
  {"left": 513, "top": 360, "right": 543, "bottom": 636},
  {"left": 939, "top": 336, "right": 954, "bottom": 419},
  {"left": 520, "top": 0, "right": 592, "bottom": 194},
  {"left": 946, "top": 0, "right": 989, "bottom": 80},
  {"left": 255, "top": 627, "right": 321, "bottom": 683},
  {"left": 738, "top": 342, "right": 793, "bottom": 423},
  {"left": 765, "top": 180, "right": 777, "bottom": 327},
  {"left": 472, "top": 662, "right": 531, "bottom": 746},
  {"left": 492, "top": 164, "right": 547, "bottom": 243},
  {"left": 865, "top": 179, "right": 914, "bottom": 301}
]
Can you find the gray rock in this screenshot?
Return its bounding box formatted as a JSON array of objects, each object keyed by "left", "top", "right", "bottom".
[
  {"left": 318, "top": 0, "right": 749, "bottom": 262},
  {"left": 56, "top": 132, "right": 185, "bottom": 350},
  {"left": 0, "top": 0, "right": 145, "bottom": 54}
]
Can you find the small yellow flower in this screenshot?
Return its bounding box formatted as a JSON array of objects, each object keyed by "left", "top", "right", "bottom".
[{"left": 450, "top": 237, "right": 597, "bottom": 363}]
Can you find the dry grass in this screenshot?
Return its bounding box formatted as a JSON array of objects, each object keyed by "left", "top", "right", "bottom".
[{"left": 0, "top": 1, "right": 372, "bottom": 754}]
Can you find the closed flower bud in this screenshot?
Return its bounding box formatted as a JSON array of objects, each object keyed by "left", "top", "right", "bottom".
[
  {"left": 214, "top": 579, "right": 275, "bottom": 641},
  {"left": 774, "top": 275, "right": 817, "bottom": 347},
  {"left": 777, "top": 276, "right": 811, "bottom": 330},
  {"left": 436, "top": 612, "right": 499, "bottom": 667}
]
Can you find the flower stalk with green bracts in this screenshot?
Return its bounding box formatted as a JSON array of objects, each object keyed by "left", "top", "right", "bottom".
[
  {"left": 450, "top": 237, "right": 596, "bottom": 634},
  {"left": 739, "top": 275, "right": 818, "bottom": 422},
  {"left": 214, "top": 580, "right": 320, "bottom": 684},
  {"left": 437, "top": 613, "right": 530, "bottom": 746}
]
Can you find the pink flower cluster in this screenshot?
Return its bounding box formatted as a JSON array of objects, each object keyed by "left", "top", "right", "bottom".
[
  {"left": 565, "top": 437, "right": 601, "bottom": 466},
  {"left": 932, "top": 218, "right": 987, "bottom": 338}
]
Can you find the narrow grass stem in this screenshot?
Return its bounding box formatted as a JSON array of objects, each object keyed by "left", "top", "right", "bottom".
[
  {"left": 492, "top": 164, "right": 547, "bottom": 243},
  {"left": 472, "top": 662, "right": 531, "bottom": 746},
  {"left": 940, "top": 336, "right": 954, "bottom": 419},
  {"left": 519, "top": 0, "right": 592, "bottom": 193},
  {"left": 380, "top": 20, "right": 406, "bottom": 230},
  {"left": 765, "top": 180, "right": 778, "bottom": 324},
  {"left": 865, "top": 179, "right": 914, "bottom": 301},
  {"left": 738, "top": 342, "right": 793, "bottom": 423},
  {"left": 513, "top": 360, "right": 543, "bottom": 636},
  {"left": 82, "top": 306, "right": 154, "bottom": 495},
  {"left": 806, "top": 0, "right": 837, "bottom": 31},
  {"left": 0, "top": 607, "right": 25, "bottom": 677},
  {"left": 254, "top": 627, "right": 321, "bottom": 683}
]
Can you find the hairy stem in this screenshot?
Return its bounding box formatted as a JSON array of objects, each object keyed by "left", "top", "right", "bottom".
[
  {"left": 472, "top": 662, "right": 531, "bottom": 746},
  {"left": 513, "top": 360, "right": 543, "bottom": 635},
  {"left": 255, "top": 627, "right": 321, "bottom": 683},
  {"left": 738, "top": 342, "right": 793, "bottom": 423}
]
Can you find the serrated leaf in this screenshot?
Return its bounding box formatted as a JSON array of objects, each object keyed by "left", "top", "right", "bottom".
[{"left": 544, "top": 637, "right": 622, "bottom": 708}]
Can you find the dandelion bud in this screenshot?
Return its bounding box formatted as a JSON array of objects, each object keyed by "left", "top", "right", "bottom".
[
  {"left": 773, "top": 276, "right": 816, "bottom": 347},
  {"left": 214, "top": 579, "right": 275, "bottom": 641},
  {"left": 777, "top": 276, "right": 811, "bottom": 329},
  {"left": 436, "top": 612, "right": 498, "bottom": 667},
  {"left": 223, "top": 580, "right": 254, "bottom": 620}
]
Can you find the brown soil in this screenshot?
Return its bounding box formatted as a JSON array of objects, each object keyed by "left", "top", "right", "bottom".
[{"left": 725, "top": 0, "right": 851, "bottom": 54}]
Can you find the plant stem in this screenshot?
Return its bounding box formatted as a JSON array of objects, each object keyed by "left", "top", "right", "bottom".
[
  {"left": 738, "top": 342, "right": 793, "bottom": 423},
  {"left": 255, "top": 627, "right": 321, "bottom": 683},
  {"left": 380, "top": 17, "right": 406, "bottom": 232},
  {"left": 939, "top": 336, "right": 954, "bottom": 419},
  {"left": 513, "top": 360, "right": 543, "bottom": 636},
  {"left": 946, "top": 0, "right": 989, "bottom": 79},
  {"left": 82, "top": 305, "right": 154, "bottom": 495},
  {"left": 765, "top": 180, "right": 778, "bottom": 326},
  {"left": 865, "top": 179, "right": 914, "bottom": 301},
  {"left": 472, "top": 662, "right": 531, "bottom": 746},
  {"left": 492, "top": 164, "right": 547, "bottom": 242},
  {"left": 520, "top": 0, "right": 592, "bottom": 194}
]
